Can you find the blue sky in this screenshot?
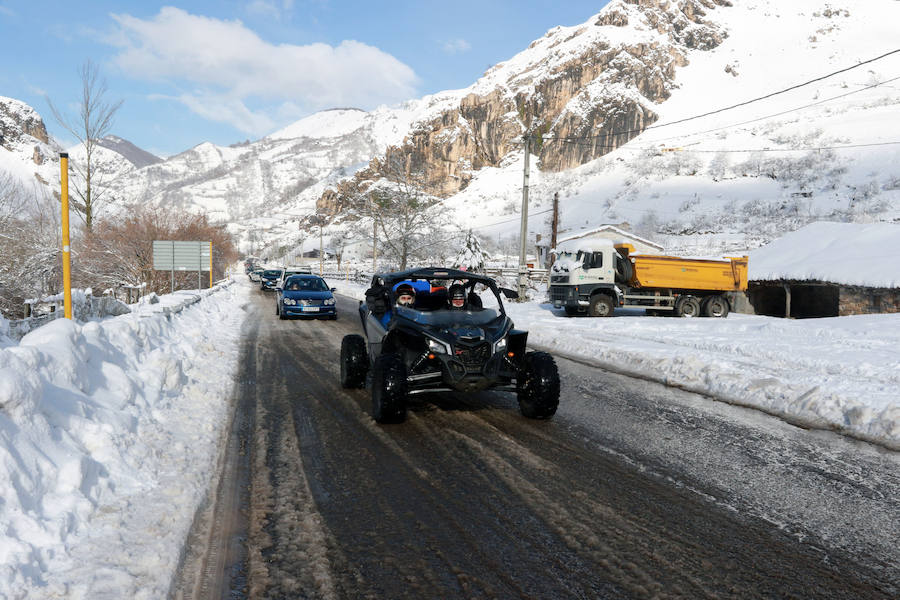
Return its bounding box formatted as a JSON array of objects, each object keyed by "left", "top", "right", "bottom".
[{"left": 0, "top": 1, "right": 610, "bottom": 157}]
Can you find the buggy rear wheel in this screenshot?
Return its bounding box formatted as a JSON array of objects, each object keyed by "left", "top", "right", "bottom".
[{"left": 340, "top": 334, "right": 368, "bottom": 388}]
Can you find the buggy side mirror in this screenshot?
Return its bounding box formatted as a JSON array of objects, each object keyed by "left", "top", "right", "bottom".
[
  {"left": 500, "top": 288, "right": 519, "bottom": 300},
  {"left": 276, "top": 286, "right": 283, "bottom": 291},
  {"left": 331, "top": 287, "right": 337, "bottom": 292}
]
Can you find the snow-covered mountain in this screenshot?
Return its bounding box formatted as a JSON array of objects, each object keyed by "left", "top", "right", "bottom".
[
  {"left": 0, "top": 96, "right": 61, "bottom": 192},
  {"left": 3, "top": 0, "right": 899, "bottom": 260},
  {"left": 320, "top": 0, "right": 900, "bottom": 256}
]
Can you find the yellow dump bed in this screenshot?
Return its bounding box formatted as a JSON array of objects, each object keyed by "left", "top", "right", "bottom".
[{"left": 629, "top": 254, "right": 748, "bottom": 292}]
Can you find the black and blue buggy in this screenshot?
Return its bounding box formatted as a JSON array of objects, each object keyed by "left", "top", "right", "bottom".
[{"left": 340, "top": 267, "right": 560, "bottom": 424}]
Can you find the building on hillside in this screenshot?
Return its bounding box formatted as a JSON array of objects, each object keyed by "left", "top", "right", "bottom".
[
  {"left": 745, "top": 222, "right": 900, "bottom": 318},
  {"left": 537, "top": 224, "right": 663, "bottom": 266}
]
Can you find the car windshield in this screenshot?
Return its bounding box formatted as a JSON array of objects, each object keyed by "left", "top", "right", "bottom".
[
  {"left": 285, "top": 277, "right": 328, "bottom": 291},
  {"left": 263, "top": 270, "right": 281, "bottom": 278}
]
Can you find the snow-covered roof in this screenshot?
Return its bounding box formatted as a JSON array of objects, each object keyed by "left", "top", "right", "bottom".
[
  {"left": 554, "top": 225, "right": 664, "bottom": 251},
  {"left": 748, "top": 222, "right": 900, "bottom": 288}
]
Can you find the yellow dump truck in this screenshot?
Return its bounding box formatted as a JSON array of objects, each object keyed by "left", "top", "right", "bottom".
[{"left": 548, "top": 239, "right": 748, "bottom": 317}]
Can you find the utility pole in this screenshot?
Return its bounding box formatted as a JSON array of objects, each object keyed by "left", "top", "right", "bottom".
[
  {"left": 550, "top": 191, "right": 559, "bottom": 267},
  {"left": 372, "top": 218, "right": 377, "bottom": 273},
  {"left": 319, "top": 217, "right": 324, "bottom": 276},
  {"left": 517, "top": 134, "right": 531, "bottom": 300}
]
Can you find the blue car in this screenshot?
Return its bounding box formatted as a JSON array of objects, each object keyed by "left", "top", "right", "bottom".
[{"left": 276, "top": 274, "right": 337, "bottom": 320}]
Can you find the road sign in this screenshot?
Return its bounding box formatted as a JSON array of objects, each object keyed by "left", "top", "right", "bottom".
[{"left": 153, "top": 240, "right": 211, "bottom": 271}]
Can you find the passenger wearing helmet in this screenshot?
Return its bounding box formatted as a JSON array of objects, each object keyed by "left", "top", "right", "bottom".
[
  {"left": 447, "top": 284, "right": 467, "bottom": 310},
  {"left": 395, "top": 283, "right": 416, "bottom": 308}
]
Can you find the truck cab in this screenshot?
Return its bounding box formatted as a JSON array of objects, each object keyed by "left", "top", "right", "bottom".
[{"left": 549, "top": 239, "right": 623, "bottom": 316}]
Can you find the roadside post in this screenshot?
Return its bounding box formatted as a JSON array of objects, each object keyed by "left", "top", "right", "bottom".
[
  {"left": 516, "top": 135, "right": 531, "bottom": 301},
  {"left": 59, "top": 153, "right": 73, "bottom": 319}
]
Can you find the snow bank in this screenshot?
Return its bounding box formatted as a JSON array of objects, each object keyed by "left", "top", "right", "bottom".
[
  {"left": 510, "top": 304, "right": 900, "bottom": 449},
  {"left": 332, "top": 278, "right": 900, "bottom": 448},
  {"left": 749, "top": 221, "right": 900, "bottom": 288},
  {"left": 0, "top": 281, "right": 249, "bottom": 598}
]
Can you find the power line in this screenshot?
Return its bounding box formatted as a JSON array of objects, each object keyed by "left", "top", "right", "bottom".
[
  {"left": 541, "top": 48, "right": 900, "bottom": 142},
  {"left": 470, "top": 208, "right": 555, "bottom": 231},
  {"left": 638, "top": 74, "right": 900, "bottom": 147}
]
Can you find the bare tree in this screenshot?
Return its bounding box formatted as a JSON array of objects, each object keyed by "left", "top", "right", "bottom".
[
  {"left": 47, "top": 60, "right": 123, "bottom": 231},
  {"left": 362, "top": 155, "right": 453, "bottom": 270}
]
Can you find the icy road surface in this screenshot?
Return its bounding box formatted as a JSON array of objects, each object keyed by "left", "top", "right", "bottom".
[{"left": 177, "top": 284, "right": 900, "bottom": 599}]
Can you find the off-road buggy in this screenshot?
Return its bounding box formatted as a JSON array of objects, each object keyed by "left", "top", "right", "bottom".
[{"left": 340, "top": 267, "right": 560, "bottom": 424}]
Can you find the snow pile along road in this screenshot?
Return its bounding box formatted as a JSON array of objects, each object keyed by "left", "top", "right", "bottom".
[
  {"left": 0, "top": 281, "right": 249, "bottom": 598},
  {"left": 508, "top": 304, "right": 900, "bottom": 450}
]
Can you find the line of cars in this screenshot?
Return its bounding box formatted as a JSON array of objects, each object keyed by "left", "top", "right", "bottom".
[{"left": 248, "top": 264, "right": 338, "bottom": 320}]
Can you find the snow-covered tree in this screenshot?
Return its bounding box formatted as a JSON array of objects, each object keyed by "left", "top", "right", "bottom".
[{"left": 453, "top": 230, "right": 488, "bottom": 273}]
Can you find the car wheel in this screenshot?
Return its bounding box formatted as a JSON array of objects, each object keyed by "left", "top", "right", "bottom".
[
  {"left": 371, "top": 353, "right": 407, "bottom": 423},
  {"left": 701, "top": 295, "right": 730, "bottom": 318},
  {"left": 340, "top": 334, "right": 368, "bottom": 389},
  {"left": 517, "top": 351, "right": 560, "bottom": 419},
  {"left": 278, "top": 302, "right": 287, "bottom": 320},
  {"left": 588, "top": 294, "right": 614, "bottom": 317},
  {"left": 674, "top": 295, "right": 701, "bottom": 318}
]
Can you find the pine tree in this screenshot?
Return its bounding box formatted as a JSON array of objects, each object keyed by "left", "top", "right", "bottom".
[{"left": 453, "top": 230, "right": 488, "bottom": 273}]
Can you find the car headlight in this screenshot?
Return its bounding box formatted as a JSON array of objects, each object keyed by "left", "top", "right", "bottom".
[
  {"left": 283, "top": 298, "right": 295, "bottom": 305},
  {"left": 427, "top": 337, "right": 450, "bottom": 355},
  {"left": 493, "top": 337, "right": 507, "bottom": 353},
  {"left": 324, "top": 298, "right": 335, "bottom": 306}
]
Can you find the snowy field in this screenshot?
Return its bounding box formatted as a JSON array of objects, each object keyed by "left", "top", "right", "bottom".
[
  {"left": 0, "top": 281, "right": 250, "bottom": 598},
  {"left": 331, "top": 279, "right": 900, "bottom": 450}
]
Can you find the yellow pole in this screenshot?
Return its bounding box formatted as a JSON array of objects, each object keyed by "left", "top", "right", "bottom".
[
  {"left": 209, "top": 241, "right": 213, "bottom": 288},
  {"left": 60, "top": 153, "right": 73, "bottom": 320}
]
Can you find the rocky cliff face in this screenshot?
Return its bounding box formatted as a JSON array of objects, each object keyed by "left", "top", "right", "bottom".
[
  {"left": 319, "top": 0, "right": 731, "bottom": 214},
  {"left": 0, "top": 96, "right": 52, "bottom": 167}
]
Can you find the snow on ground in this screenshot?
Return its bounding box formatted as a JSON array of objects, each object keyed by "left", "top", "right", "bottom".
[
  {"left": 0, "top": 280, "right": 249, "bottom": 598},
  {"left": 330, "top": 277, "right": 900, "bottom": 450}
]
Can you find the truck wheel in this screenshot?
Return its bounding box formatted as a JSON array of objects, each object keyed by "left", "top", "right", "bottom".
[
  {"left": 517, "top": 351, "right": 560, "bottom": 419},
  {"left": 564, "top": 306, "right": 581, "bottom": 317},
  {"left": 702, "top": 295, "right": 730, "bottom": 318},
  {"left": 674, "top": 295, "right": 701, "bottom": 318},
  {"left": 371, "top": 353, "right": 407, "bottom": 423},
  {"left": 340, "top": 334, "right": 368, "bottom": 388},
  {"left": 588, "top": 294, "right": 614, "bottom": 317},
  {"left": 614, "top": 255, "right": 634, "bottom": 284}
]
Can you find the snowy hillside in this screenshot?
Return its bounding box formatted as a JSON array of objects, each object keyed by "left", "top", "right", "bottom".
[
  {"left": 434, "top": 0, "right": 900, "bottom": 257},
  {"left": 0, "top": 96, "right": 60, "bottom": 193}
]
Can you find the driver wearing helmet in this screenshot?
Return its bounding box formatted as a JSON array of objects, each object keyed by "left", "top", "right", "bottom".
[
  {"left": 395, "top": 283, "right": 416, "bottom": 309},
  {"left": 447, "top": 284, "right": 467, "bottom": 310}
]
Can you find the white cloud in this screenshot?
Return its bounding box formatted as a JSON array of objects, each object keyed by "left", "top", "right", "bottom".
[
  {"left": 246, "top": 0, "right": 281, "bottom": 20},
  {"left": 107, "top": 7, "right": 418, "bottom": 135},
  {"left": 442, "top": 38, "right": 472, "bottom": 54}
]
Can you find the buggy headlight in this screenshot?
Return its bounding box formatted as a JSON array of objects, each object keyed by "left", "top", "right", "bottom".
[
  {"left": 426, "top": 337, "right": 450, "bottom": 355},
  {"left": 324, "top": 298, "right": 335, "bottom": 305},
  {"left": 283, "top": 298, "right": 295, "bottom": 305}
]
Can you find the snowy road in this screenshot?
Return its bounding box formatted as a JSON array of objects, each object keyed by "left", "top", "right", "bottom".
[{"left": 178, "top": 283, "right": 900, "bottom": 598}]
